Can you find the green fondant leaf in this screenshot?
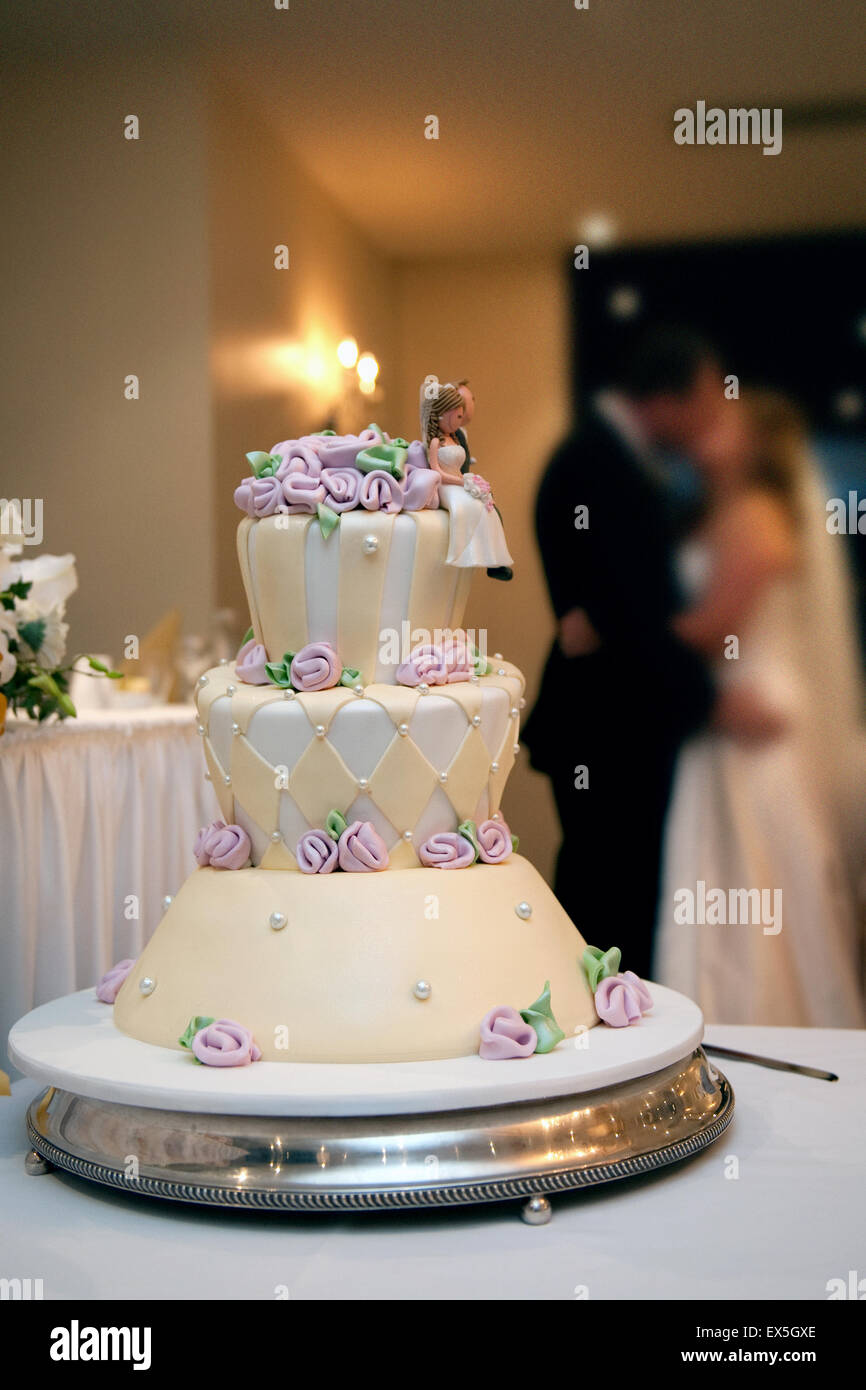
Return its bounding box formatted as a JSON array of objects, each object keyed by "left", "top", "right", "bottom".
[
  {"left": 179, "top": 1015, "right": 214, "bottom": 1050},
  {"left": 339, "top": 666, "right": 361, "bottom": 689},
  {"left": 325, "top": 808, "right": 348, "bottom": 841},
  {"left": 317, "top": 502, "right": 340, "bottom": 539},
  {"left": 245, "top": 450, "right": 280, "bottom": 478},
  {"left": 511, "top": 834, "right": 520, "bottom": 853},
  {"left": 7, "top": 579, "right": 31, "bottom": 600},
  {"left": 520, "top": 980, "right": 565, "bottom": 1054},
  {"left": 241, "top": 626, "right": 254, "bottom": 645},
  {"left": 582, "top": 945, "right": 622, "bottom": 992},
  {"left": 316, "top": 429, "right": 337, "bottom": 436},
  {"left": 355, "top": 442, "right": 407, "bottom": 480},
  {"left": 456, "top": 819, "right": 480, "bottom": 861},
  {"left": 265, "top": 660, "right": 292, "bottom": 688}
]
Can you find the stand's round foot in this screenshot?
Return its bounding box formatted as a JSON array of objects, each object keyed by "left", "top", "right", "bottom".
[
  {"left": 521, "top": 1195, "right": 552, "bottom": 1225},
  {"left": 24, "top": 1148, "right": 52, "bottom": 1176}
]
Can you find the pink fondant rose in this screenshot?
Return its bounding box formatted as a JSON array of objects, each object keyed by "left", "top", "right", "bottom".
[
  {"left": 296, "top": 829, "right": 339, "bottom": 874},
  {"left": 476, "top": 817, "right": 514, "bottom": 864},
  {"left": 316, "top": 430, "right": 378, "bottom": 470},
  {"left": 236, "top": 637, "right": 270, "bottom": 685},
  {"left": 359, "top": 469, "right": 403, "bottom": 514},
  {"left": 402, "top": 463, "right": 440, "bottom": 511},
  {"left": 290, "top": 641, "right": 341, "bottom": 692},
  {"left": 320, "top": 467, "right": 362, "bottom": 512},
  {"left": 479, "top": 1006, "right": 537, "bottom": 1060},
  {"left": 234, "top": 474, "right": 285, "bottom": 518},
  {"left": 96, "top": 958, "right": 136, "bottom": 1003},
  {"left": 418, "top": 831, "right": 477, "bottom": 869},
  {"left": 594, "top": 971, "right": 653, "bottom": 1027},
  {"left": 441, "top": 631, "right": 474, "bottom": 682},
  {"left": 271, "top": 440, "right": 323, "bottom": 478},
  {"left": 395, "top": 643, "right": 450, "bottom": 687},
  {"left": 192, "top": 1019, "right": 262, "bottom": 1067},
  {"left": 194, "top": 820, "right": 252, "bottom": 870},
  {"left": 280, "top": 471, "right": 326, "bottom": 513},
  {"left": 338, "top": 819, "right": 389, "bottom": 872}
]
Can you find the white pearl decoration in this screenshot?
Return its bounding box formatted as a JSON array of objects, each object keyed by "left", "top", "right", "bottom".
[
  {"left": 497, "top": 668, "right": 506, "bottom": 676},
  {"left": 139, "top": 976, "right": 156, "bottom": 996},
  {"left": 439, "top": 771, "right": 448, "bottom": 783},
  {"left": 513, "top": 743, "right": 520, "bottom": 755},
  {"left": 162, "top": 895, "right": 173, "bottom": 911},
  {"left": 197, "top": 723, "right": 205, "bottom": 735},
  {"left": 510, "top": 707, "right": 519, "bottom": 719},
  {"left": 269, "top": 911, "right": 287, "bottom": 931},
  {"left": 271, "top": 830, "right": 282, "bottom": 842},
  {"left": 471, "top": 714, "right": 482, "bottom": 727},
  {"left": 198, "top": 675, "right": 208, "bottom": 687},
  {"left": 515, "top": 901, "right": 532, "bottom": 921},
  {"left": 315, "top": 725, "right": 326, "bottom": 738},
  {"left": 358, "top": 777, "right": 369, "bottom": 790},
  {"left": 490, "top": 761, "right": 499, "bottom": 773},
  {"left": 402, "top": 830, "right": 413, "bottom": 841},
  {"left": 354, "top": 684, "right": 364, "bottom": 695},
  {"left": 219, "top": 657, "right": 228, "bottom": 666},
  {"left": 362, "top": 534, "right": 379, "bottom": 554},
  {"left": 397, "top": 723, "right": 409, "bottom": 736},
  {"left": 226, "top": 684, "right": 236, "bottom": 696},
  {"left": 231, "top": 722, "right": 240, "bottom": 736},
  {"left": 470, "top": 674, "right": 479, "bottom": 684},
  {"left": 224, "top": 774, "right": 232, "bottom": 786},
  {"left": 494, "top": 652, "right": 503, "bottom": 660},
  {"left": 204, "top": 772, "right": 211, "bottom": 782},
  {"left": 418, "top": 683, "right": 429, "bottom": 695},
  {"left": 413, "top": 980, "right": 432, "bottom": 1001},
  {"left": 283, "top": 689, "right": 294, "bottom": 700},
  {"left": 519, "top": 698, "right": 526, "bottom": 709}
]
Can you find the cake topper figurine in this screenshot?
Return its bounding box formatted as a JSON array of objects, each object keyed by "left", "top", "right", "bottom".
[{"left": 420, "top": 376, "right": 513, "bottom": 580}]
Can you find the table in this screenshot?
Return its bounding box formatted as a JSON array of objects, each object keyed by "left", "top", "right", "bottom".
[
  {"left": 1, "top": 1026, "right": 862, "bottom": 1300},
  {"left": 0, "top": 706, "right": 218, "bottom": 1074}
]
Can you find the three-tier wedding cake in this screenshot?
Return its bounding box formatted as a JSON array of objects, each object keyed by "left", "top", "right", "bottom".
[{"left": 110, "top": 385, "right": 651, "bottom": 1066}]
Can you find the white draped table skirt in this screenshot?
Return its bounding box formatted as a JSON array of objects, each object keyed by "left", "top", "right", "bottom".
[{"left": 0, "top": 706, "right": 218, "bottom": 1073}]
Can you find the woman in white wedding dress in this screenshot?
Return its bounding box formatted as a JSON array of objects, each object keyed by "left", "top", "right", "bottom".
[
  {"left": 654, "top": 392, "right": 866, "bottom": 1026},
  {"left": 420, "top": 379, "right": 513, "bottom": 572}
]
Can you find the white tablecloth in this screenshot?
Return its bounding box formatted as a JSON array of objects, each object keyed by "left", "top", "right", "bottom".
[
  {"left": 0, "top": 1026, "right": 863, "bottom": 1300},
  {"left": 1, "top": 706, "right": 218, "bottom": 1073}
]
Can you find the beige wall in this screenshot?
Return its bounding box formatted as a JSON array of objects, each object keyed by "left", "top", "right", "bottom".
[
  {"left": 208, "top": 82, "right": 400, "bottom": 626},
  {"left": 0, "top": 58, "right": 213, "bottom": 656},
  {"left": 394, "top": 256, "right": 571, "bottom": 879}
]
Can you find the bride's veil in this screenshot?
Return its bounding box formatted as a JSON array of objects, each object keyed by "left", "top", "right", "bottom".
[{"left": 791, "top": 453, "right": 866, "bottom": 892}]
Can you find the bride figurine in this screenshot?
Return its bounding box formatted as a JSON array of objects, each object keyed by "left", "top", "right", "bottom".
[{"left": 420, "top": 377, "right": 513, "bottom": 580}]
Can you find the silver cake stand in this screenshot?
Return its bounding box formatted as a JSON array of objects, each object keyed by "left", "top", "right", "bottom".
[{"left": 14, "top": 990, "right": 733, "bottom": 1222}]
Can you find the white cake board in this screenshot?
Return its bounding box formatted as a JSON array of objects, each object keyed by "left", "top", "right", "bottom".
[{"left": 10, "top": 985, "right": 703, "bottom": 1117}]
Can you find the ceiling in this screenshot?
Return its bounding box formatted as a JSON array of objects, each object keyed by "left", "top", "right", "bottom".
[{"left": 5, "top": 0, "right": 866, "bottom": 256}]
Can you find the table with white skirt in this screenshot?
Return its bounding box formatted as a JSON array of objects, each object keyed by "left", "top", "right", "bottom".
[
  {"left": 0, "top": 1026, "right": 863, "bottom": 1300},
  {"left": 1, "top": 706, "right": 218, "bottom": 1074}
]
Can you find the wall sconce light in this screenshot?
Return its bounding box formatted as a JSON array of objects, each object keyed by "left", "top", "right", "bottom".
[
  {"left": 337, "top": 337, "right": 359, "bottom": 369},
  {"left": 357, "top": 352, "right": 379, "bottom": 396}
]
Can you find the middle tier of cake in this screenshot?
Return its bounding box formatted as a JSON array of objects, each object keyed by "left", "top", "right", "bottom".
[{"left": 196, "top": 659, "right": 525, "bottom": 869}]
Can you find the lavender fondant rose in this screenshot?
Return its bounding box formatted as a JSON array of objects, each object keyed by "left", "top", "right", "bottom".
[
  {"left": 395, "top": 643, "right": 450, "bottom": 687},
  {"left": 441, "top": 633, "right": 473, "bottom": 682},
  {"left": 234, "top": 474, "right": 285, "bottom": 518},
  {"left": 193, "top": 819, "right": 252, "bottom": 871},
  {"left": 271, "top": 441, "right": 323, "bottom": 478},
  {"left": 594, "top": 971, "right": 653, "bottom": 1027},
  {"left": 296, "top": 829, "right": 339, "bottom": 874},
  {"left": 476, "top": 818, "right": 514, "bottom": 865},
  {"left": 96, "top": 958, "right": 136, "bottom": 1003},
  {"left": 290, "top": 641, "right": 341, "bottom": 692},
  {"left": 316, "top": 429, "right": 378, "bottom": 470},
  {"left": 192, "top": 1019, "right": 262, "bottom": 1067},
  {"left": 418, "top": 832, "right": 477, "bottom": 870},
  {"left": 320, "top": 467, "right": 362, "bottom": 513},
  {"left": 338, "top": 819, "right": 389, "bottom": 872},
  {"left": 359, "top": 469, "right": 403, "bottom": 514},
  {"left": 280, "top": 471, "right": 326, "bottom": 513},
  {"left": 479, "top": 1006, "right": 537, "bottom": 1060},
  {"left": 402, "top": 463, "right": 440, "bottom": 511},
  {"left": 235, "top": 637, "right": 270, "bottom": 685}
]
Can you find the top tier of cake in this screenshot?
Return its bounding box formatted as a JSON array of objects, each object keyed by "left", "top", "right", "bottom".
[{"left": 238, "top": 509, "right": 473, "bottom": 688}]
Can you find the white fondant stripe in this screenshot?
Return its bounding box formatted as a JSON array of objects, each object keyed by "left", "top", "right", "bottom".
[
  {"left": 305, "top": 519, "right": 339, "bottom": 654},
  {"left": 375, "top": 515, "right": 417, "bottom": 682}
]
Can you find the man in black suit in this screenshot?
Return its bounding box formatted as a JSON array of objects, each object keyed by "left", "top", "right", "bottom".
[{"left": 524, "top": 328, "right": 775, "bottom": 976}]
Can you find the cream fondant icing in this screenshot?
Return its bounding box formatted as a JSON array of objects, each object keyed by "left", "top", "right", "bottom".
[
  {"left": 194, "top": 660, "right": 524, "bottom": 867},
  {"left": 113, "top": 857, "right": 599, "bottom": 1063}
]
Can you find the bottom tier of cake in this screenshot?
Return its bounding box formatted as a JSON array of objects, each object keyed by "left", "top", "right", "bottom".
[{"left": 113, "top": 856, "right": 599, "bottom": 1063}]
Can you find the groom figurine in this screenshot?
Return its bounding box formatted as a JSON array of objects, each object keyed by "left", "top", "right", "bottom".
[
  {"left": 454, "top": 379, "right": 512, "bottom": 581},
  {"left": 525, "top": 327, "right": 765, "bottom": 975}
]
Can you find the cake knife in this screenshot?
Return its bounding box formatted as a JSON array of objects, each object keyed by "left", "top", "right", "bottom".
[{"left": 703, "top": 1042, "right": 838, "bottom": 1082}]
